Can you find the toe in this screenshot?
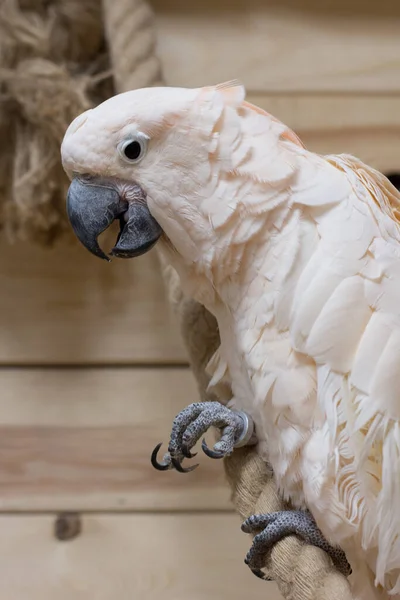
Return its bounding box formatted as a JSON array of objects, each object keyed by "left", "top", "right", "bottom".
[
  {"left": 244, "top": 534, "right": 271, "bottom": 570},
  {"left": 241, "top": 513, "right": 277, "bottom": 534}
]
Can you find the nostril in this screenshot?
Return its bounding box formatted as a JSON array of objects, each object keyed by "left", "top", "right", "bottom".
[{"left": 77, "top": 173, "right": 96, "bottom": 183}]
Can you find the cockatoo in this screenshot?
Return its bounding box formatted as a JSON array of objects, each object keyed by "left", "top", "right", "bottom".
[{"left": 61, "top": 81, "right": 400, "bottom": 599}]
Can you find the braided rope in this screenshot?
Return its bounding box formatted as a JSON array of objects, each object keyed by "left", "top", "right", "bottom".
[
  {"left": 0, "top": 0, "right": 109, "bottom": 244},
  {"left": 101, "top": 0, "right": 163, "bottom": 91}
]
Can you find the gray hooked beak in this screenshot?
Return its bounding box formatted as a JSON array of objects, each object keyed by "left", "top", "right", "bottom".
[{"left": 66, "top": 177, "right": 162, "bottom": 261}]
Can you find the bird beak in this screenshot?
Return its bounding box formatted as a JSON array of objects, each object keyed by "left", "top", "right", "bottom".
[{"left": 66, "top": 177, "right": 163, "bottom": 261}]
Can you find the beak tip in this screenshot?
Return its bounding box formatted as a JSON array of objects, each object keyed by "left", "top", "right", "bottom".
[{"left": 88, "top": 246, "right": 113, "bottom": 263}]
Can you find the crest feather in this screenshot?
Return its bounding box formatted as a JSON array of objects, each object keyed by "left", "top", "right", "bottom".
[{"left": 214, "top": 80, "right": 246, "bottom": 107}]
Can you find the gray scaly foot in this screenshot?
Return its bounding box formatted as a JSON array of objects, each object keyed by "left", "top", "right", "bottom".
[
  {"left": 151, "top": 401, "right": 255, "bottom": 473},
  {"left": 241, "top": 510, "right": 352, "bottom": 580}
]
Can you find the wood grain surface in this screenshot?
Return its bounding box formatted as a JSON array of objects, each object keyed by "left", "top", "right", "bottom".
[
  {"left": 153, "top": 0, "right": 400, "bottom": 92},
  {"left": 0, "top": 368, "right": 230, "bottom": 511},
  {"left": 0, "top": 514, "right": 283, "bottom": 599},
  {"left": 0, "top": 235, "right": 186, "bottom": 365}
]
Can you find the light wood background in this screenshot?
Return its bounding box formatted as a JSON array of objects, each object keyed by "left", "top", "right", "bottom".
[{"left": 2, "top": 1, "right": 400, "bottom": 598}]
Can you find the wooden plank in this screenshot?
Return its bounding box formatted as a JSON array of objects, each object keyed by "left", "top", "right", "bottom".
[
  {"left": 0, "top": 368, "right": 231, "bottom": 511},
  {"left": 247, "top": 94, "right": 400, "bottom": 132},
  {"left": 296, "top": 130, "right": 400, "bottom": 175},
  {"left": 0, "top": 231, "right": 187, "bottom": 364},
  {"left": 154, "top": 0, "right": 400, "bottom": 92},
  {"left": 247, "top": 94, "right": 400, "bottom": 172},
  {"left": 0, "top": 514, "right": 283, "bottom": 600}
]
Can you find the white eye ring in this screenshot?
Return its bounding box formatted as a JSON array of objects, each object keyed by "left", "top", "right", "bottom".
[{"left": 118, "top": 133, "right": 149, "bottom": 164}]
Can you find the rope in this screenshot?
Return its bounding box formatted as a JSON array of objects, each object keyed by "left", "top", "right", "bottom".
[
  {"left": 101, "top": 0, "right": 163, "bottom": 91},
  {"left": 0, "top": 0, "right": 111, "bottom": 244}
]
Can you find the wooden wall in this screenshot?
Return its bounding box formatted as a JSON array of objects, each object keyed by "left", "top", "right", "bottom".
[{"left": 2, "top": 1, "right": 400, "bottom": 598}]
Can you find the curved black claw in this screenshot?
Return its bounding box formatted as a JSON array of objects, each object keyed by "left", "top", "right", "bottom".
[
  {"left": 201, "top": 438, "right": 224, "bottom": 459},
  {"left": 171, "top": 457, "right": 199, "bottom": 473},
  {"left": 181, "top": 443, "right": 197, "bottom": 459},
  {"left": 150, "top": 443, "right": 171, "bottom": 471}
]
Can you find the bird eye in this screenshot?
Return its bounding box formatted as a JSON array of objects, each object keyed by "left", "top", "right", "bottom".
[
  {"left": 123, "top": 141, "right": 141, "bottom": 160},
  {"left": 118, "top": 134, "right": 148, "bottom": 164}
]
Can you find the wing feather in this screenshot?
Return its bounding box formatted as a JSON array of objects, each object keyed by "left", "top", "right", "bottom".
[{"left": 291, "top": 153, "right": 400, "bottom": 592}]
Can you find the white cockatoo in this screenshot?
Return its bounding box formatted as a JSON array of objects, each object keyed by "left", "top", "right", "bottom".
[{"left": 61, "top": 81, "right": 400, "bottom": 599}]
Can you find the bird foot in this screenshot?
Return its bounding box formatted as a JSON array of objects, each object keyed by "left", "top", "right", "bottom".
[
  {"left": 151, "top": 401, "right": 256, "bottom": 473},
  {"left": 241, "top": 510, "right": 352, "bottom": 580}
]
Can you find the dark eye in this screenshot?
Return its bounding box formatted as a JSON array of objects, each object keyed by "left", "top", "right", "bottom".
[
  {"left": 118, "top": 133, "right": 149, "bottom": 164},
  {"left": 123, "top": 141, "right": 142, "bottom": 161}
]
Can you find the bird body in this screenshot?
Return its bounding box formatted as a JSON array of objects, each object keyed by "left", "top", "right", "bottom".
[{"left": 61, "top": 81, "right": 400, "bottom": 599}]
